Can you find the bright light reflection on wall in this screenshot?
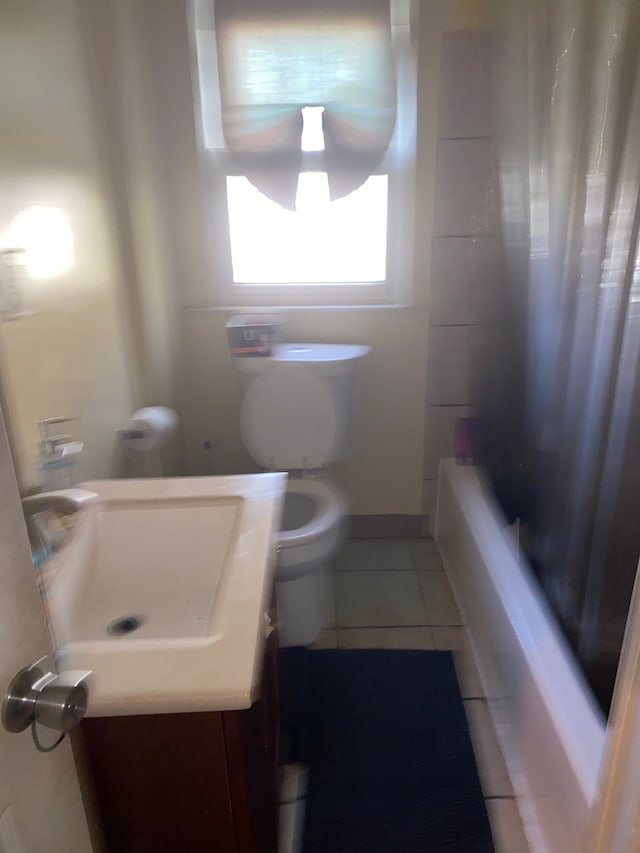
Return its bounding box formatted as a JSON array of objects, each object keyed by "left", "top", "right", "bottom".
[
  {"left": 227, "top": 173, "right": 388, "bottom": 284},
  {"left": 1, "top": 206, "right": 74, "bottom": 279}
]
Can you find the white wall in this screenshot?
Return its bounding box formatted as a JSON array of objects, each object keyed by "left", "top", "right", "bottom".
[
  {"left": 0, "top": 396, "right": 93, "bottom": 852},
  {"left": 0, "top": 0, "right": 476, "bottom": 516},
  {"left": 181, "top": 307, "right": 428, "bottom": 515},
  {"left": 0, "top": 0, "right": 137, "bottom": 489},
  {"left": 127, "top": 0, "right": 470, "bottom": 517}
]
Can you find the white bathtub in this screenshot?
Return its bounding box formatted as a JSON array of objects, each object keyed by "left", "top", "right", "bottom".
[{"left": 435, "top": 459, "right": 606, "bottom": 853}]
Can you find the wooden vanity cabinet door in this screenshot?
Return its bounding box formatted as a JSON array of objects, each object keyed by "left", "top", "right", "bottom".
[
  {"left": 222, "top": 626, "right": 280, "bottom": 853},
  {"left": 76, "top": 621, "right": 280, "bottom": 853},
  {"left": 79, "top": 710, "right": 236, "bottom": 853}
]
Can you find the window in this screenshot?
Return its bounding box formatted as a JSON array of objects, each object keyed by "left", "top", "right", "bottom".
[
  {"left": 227, "top": 172, "right": 389, "bottom": 284},
  {"left": 192, "top": 0, "right": 416, "bottom": 306}
]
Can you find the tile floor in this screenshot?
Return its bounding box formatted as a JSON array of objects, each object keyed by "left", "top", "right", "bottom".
[{"left": 309, "top": 537, "right": 530, "bottom": 853}]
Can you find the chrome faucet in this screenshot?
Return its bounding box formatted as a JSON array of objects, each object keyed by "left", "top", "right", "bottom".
[{"left": 22, "top": 489, "right": 97, "bottom": 559}]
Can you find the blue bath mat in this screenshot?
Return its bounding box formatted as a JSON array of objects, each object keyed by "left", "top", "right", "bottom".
[{"left": 284, "top": 649, "right": 495, "bottom": 853}]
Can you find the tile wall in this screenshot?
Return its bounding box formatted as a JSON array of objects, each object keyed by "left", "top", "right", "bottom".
[{"left": 423, "top": 30, "right": 503, "bottom": 527}]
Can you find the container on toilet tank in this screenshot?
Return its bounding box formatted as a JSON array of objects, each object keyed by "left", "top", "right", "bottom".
[{"left": 233, "top": 342, "right": 369, "bottom": 646}]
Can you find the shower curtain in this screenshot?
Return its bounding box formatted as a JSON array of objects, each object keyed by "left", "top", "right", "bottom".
[{"left": 484, "top": 0, "right": 640, "bottom": 712}]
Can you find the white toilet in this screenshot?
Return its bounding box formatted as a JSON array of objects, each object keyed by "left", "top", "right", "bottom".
[{"left": 235, "top": 343, "right": 369, "bottom": 646}]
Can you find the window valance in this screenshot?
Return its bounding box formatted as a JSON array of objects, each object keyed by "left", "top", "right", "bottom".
[{"left": 213, "top": 0, "right": 397, "bottom": 209}]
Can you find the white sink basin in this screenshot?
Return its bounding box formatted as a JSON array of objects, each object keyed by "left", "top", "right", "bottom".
[
  {"left": 64, "top": 495, "right": 241, "bottom": 642},
  {"left": 44, "top": 474, "right": 286, "bottom": 716}
]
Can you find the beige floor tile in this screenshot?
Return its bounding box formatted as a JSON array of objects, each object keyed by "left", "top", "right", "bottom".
[
  {"left": 324, "top": 571, "right": 336, "bottom": 628},
  {"left": 279, "top": 764, "right": 309, "bottom": 804},
  {"left": 278, "top": 800, "right": 305, "bottom": 853},
  {"left": 335, "top": 571, "right": 428, "bottom": 628},
  {"left": 456, "top": 653, "right": 484, "bottom": 699},
  {"left": 456, "top": 656, "right": 485, "bottom": 698},
  {"left": 418, "top": 572, "right": 462, "bottom": 625},
  {"left": 464, "top": 699, "right": 514, "bottom": 798},
  {"left": 432, "top": 625, "right": 466, "bottom": 650},
  {"left": 333, "top": 539, "right": 414, "bottom": 572},
  {"left": 422, "top": 480, "right": 438, "bottom": 534},
  {"left": 432, "top": 627, "right": 484, "bottom": 698},
  {"left": 485, "top": 799, "right": 530, "bottom": 853},
  {"left": 409, "top": 538, "right": 444, "bottom": 571},
  {"left": 337, "top": 627, "right": 434, "bottom": 650},
  {"left": 309, "top": 628, "right": 338, "bottom": 649}
]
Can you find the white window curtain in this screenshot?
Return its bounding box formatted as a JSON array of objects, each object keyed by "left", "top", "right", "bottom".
[{"left": 203, "top": 0, "right": 397, "bottom": 210}]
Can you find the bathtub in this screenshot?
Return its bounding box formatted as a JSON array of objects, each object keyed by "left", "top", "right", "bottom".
[{"left": 435, "top": 459, "right": 606, "bottom": 853}]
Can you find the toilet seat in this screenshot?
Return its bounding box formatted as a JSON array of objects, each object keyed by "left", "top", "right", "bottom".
[
  {"left": 240, "top": 368, "right": 339, "bottom": 470},
  {"left": 278, "top": 479, "right": 346, "bottom": 551}
]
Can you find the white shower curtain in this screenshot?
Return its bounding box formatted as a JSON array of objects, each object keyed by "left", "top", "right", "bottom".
[{"left": 487, "top": 0, "right": 640, "bottom": 712}]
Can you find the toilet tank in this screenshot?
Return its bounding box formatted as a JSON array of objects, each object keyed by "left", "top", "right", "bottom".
[{"left": 235, "top": 344, "right": 369, "bottom": 470}]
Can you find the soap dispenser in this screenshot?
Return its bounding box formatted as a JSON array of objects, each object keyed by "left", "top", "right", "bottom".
[{"left": 36, "top": 417, "right": 84, "bottom": 490}]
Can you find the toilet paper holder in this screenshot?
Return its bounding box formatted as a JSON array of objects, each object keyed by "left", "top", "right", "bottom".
[
  {"left": 117, "top": 407, "right": 179, "bottom": 454},
  {"left": 117, "top": 429, "right": 145, "bottom": 440}
]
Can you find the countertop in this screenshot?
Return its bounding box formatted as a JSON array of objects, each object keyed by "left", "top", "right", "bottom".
[{"left": 45, "top": 473, "right": 286, "bottom": 716}]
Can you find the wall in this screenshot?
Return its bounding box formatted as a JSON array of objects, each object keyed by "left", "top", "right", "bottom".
[
  {"left": 422, "top": 27, "right": 503, "bottom": 527},
  {"left": 124, "top": 0, "right": 471, "bottom": 519},
  {"left": 1, "top": 0, "right": 486, "bottom": 517},
  {"left": 0, "top": 397, "right": 92, "bottom": 850},
  {"left": 181, "top": 308, "right": 428, "bottom": 515},
  {"left": 0, "top": 0, "right": 137, "bottom": 490},
  {"left": 76, "top": 0, "right": 186, "bottom": 477}
]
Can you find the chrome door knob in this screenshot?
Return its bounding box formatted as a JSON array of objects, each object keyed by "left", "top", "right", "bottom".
[
  {"left": 2, "top": 657, "right": 91, "bottom": 735},
  {"left": 33, "top": 680, "right": 88, "bottom": 732}
]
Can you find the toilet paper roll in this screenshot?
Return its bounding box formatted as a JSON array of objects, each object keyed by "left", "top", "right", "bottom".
[{"left": 118, "top": 406, "right": 178, "bottom": 453}]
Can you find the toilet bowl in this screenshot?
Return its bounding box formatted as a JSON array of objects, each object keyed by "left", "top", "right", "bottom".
[
  {"left": 277, "top": 478, "right": 346, "bottom": 579},
  {"left": 275, "top": 478, "right": 346, "bottom": 647},
  {"left": 234, "top": 342, "right": 369, "bottom": 646}
]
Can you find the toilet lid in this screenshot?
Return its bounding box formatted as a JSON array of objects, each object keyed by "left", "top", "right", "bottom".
[{"left": 240, "top": 367, "right": 338, "bottom": 469}]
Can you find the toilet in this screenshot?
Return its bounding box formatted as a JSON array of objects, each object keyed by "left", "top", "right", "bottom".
[{"left": 235, "top": 343, "right": 369, "bottom": 646}]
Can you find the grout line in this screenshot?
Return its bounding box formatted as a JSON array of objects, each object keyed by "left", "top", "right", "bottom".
[
  {"left": 428, "top": 322, "right": 478, "bottom": 328},
  {"left": 415, "top": 567, "right": 431, "bottom": 624},
  {"left": 425, "top": 402, "right": 469, "bottom": 410},
  {"left": 335, "top": 622, "right": 464, "bottom": 630},
  {"left": 336, "top": 624, "right": 433, "bottom": 630},
  {"left": 333, "top": 568, "right": 418, "bottom": 573},
  {"left": 437, "top": 134, "right": 493, "bottom": 141},
  {"left": 424, "top": 403, "right": 472, "bottom": 409},
  {"left": 424, "top": 403, "right": 473, "bottom": 408},
  {"left": 409, "top": 544, "right": 420, "bottom": 573},
  {"left": 279, "top": 794, "right": 309, "bottom": 805},
  {"left": 336, "top": 625, "right": 436, "bottom": 630},
  {"left": 435, "top": 232, "right": 500, "bottom": 239}
]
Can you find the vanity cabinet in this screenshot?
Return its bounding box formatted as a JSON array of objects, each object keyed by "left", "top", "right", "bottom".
[{"left": 75, "top": 633, "right": 280, "bottom": 853}]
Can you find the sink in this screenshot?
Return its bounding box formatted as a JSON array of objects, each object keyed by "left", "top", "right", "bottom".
[
  {"left": 43, "top": 473, "right": 286, "bottom": 716},
  {"left": 60, "top": 495, "right": 241, "bottom": 642}
]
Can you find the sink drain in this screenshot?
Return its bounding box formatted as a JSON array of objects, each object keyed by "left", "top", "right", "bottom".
[{"left": 107, "top": 615, "right": 143, "bottom": 637}]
